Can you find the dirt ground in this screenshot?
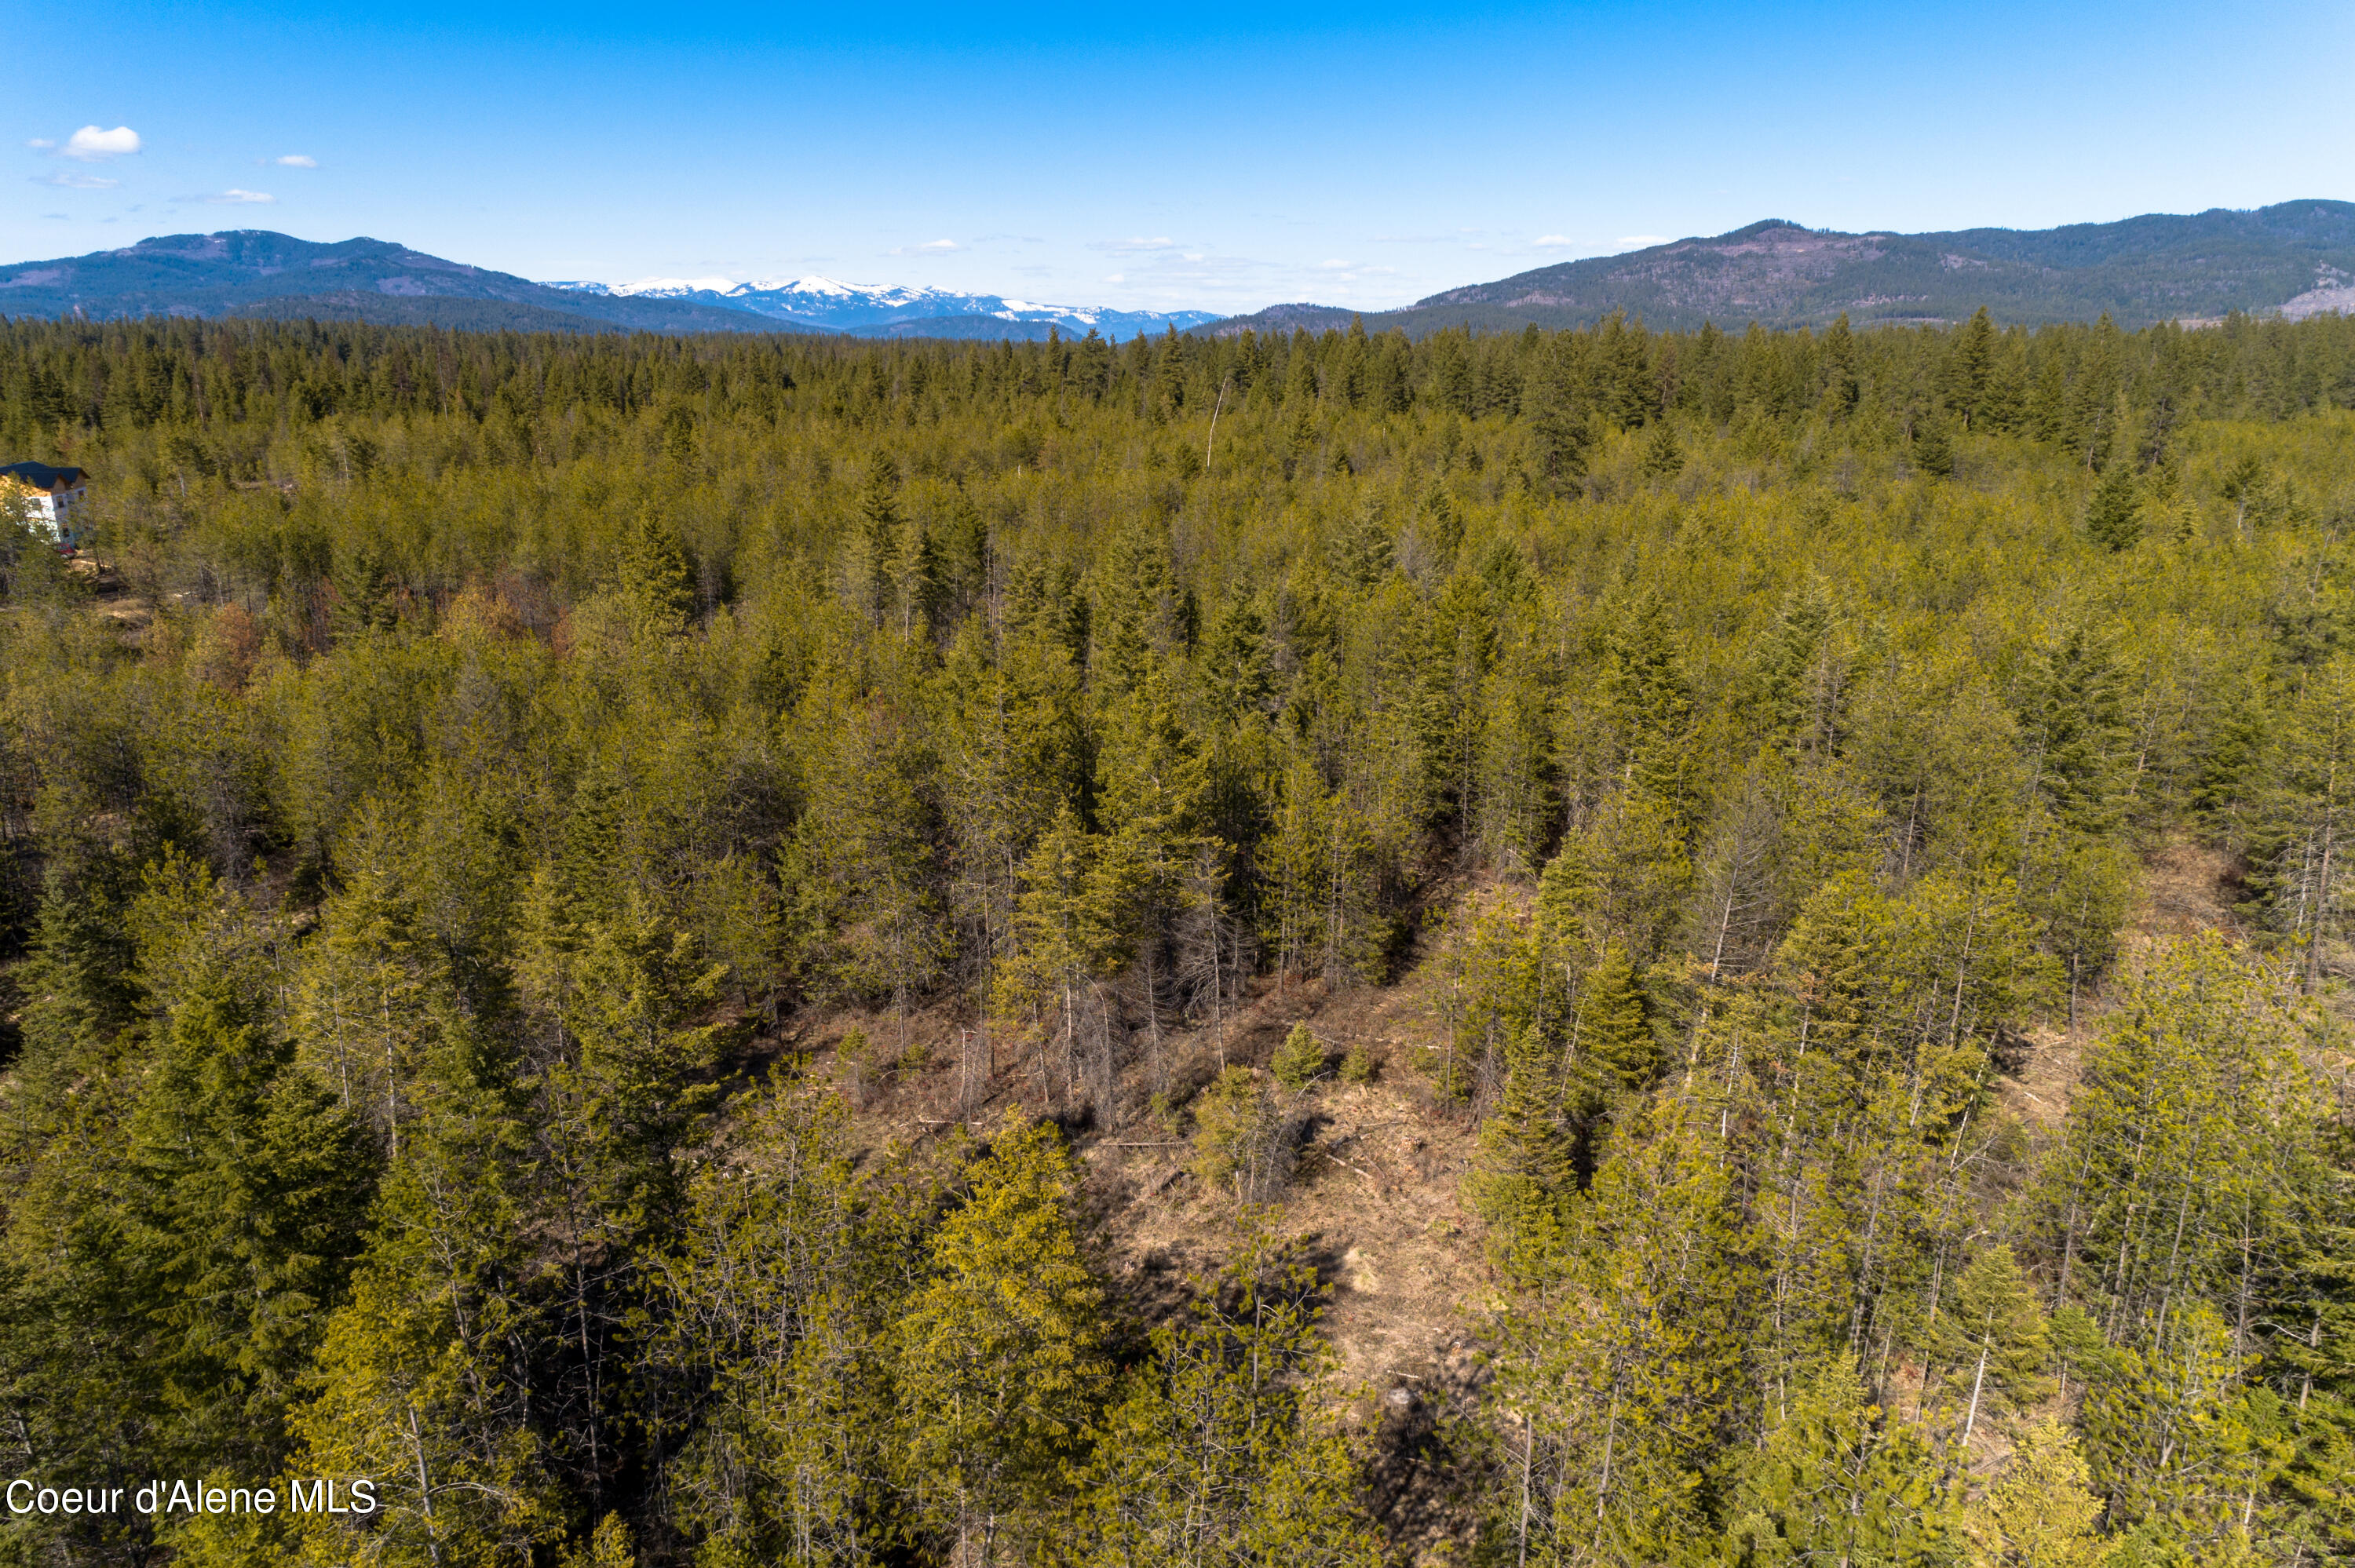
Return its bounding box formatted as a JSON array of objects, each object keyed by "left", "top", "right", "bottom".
[
  {"left": 731, "top": 837, "right": 2263, "bottom": 1564},
  {"left": 800, "top": 961, "right": 1498, "bottom": 1387},
  {"left": 1994, "top": 837, "right": 2246, "bottom": 1133},
  {"left": 793, "top": 954, "right": 1494, "bottom": 1560}
]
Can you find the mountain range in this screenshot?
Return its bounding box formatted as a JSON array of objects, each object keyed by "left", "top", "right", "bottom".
[
  {"left": 0, "top": 232, "right": 1214, "bottom": 339},
  {"left": 544, "top": 275, "right": 1218, "bottom": 338},
  {"left": 1204, "top": 201, "right": 2355, "bottom": 337},
  {"left": 5, "top": 203, "right": 2353, "bottom": 341}
]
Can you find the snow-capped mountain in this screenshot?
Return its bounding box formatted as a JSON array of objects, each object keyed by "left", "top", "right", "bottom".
[
  {"left": 544, "top": 274, "right": 1218, "bottom": 337},
  {"left": 544, "top": 277, "right": 738, "bottom": 299}
]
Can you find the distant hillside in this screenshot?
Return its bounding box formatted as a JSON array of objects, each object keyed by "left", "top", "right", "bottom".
[
  {"left": 1203, "top": 201, "right": 2355, "bottom": 337},
  {"left": 21, "top": 206, "right": 2354, "bottom": 345},
  {"left": 0, "top": 231, "right": 1214, "bottom": 341},
  {"left": 229, "top": 290, "right": 624, "bottom": 334},
  {"left": 0, "top": 232, "right": 785, "bottom": 334}
]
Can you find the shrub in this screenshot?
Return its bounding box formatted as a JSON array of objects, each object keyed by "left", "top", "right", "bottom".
[
  {"left": 1271, "top": 1023, "right": 1327, "bottom": 1088},
  {"left": 1189, "top": 1067, "right": 1298, "bottom": 1204}
]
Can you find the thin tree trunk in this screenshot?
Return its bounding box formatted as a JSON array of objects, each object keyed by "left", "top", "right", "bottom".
[
  {"left": 407, "top": 1403, "right": 444, "bottom": 1568},
  {"left": 1517, "top": 1413, "right": 1535, "bottom": 1568},
  {"left": 1962, "top": 1343, "right": 1988, "bottom": 1444}
]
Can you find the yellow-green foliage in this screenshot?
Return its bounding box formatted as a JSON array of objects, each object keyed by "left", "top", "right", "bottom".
[
  {"left": 1189, "top": 1067, "right": 1296, "bottom": 1204},
  {"left": 1270, "top": 1021, "right": 1326, "bottom": 1088},
  {"left": 2, "top": 313, "right": 2353, "bottom": 1565}
]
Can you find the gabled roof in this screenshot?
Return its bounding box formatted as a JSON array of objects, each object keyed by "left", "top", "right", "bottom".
[{"left": 0, "top": 461, "right": 86, "bottom": 491}]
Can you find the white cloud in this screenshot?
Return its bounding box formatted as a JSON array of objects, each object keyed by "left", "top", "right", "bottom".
[
  {"left": 1616, "top": 234, "right": 1670, "bottom": 246},
  {"left": 34, "top": 172, "right": 119, "bottom": 189},
  {"left": 62, "top": 126, "right": 141, "bottom": 162},
  {"left": 1532, "top": 235, "right": 1575, "bottom": 247},
  {"left": 1316, "top": 258, "right": 1352, "bottom": 269},
  {"left": 274, "top": 154, "right": 318, "bottom": 168},
  {"left": 26, "top": 139, "right": 54, "bottom": 150},
  {"left": 1091, "top": 236, "right": 1178, "bottom": 253},
  {"left": 190, "top": 188, "right": 276, "bottom": 205}
]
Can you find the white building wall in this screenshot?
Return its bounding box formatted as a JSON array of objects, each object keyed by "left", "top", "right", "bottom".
[{"left": 2, "top": 482, "right": 81, "bottom": 542}]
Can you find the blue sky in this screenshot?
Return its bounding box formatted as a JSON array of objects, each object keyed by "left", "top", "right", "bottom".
[{"left": 10, "top": 0, "right": 2353, "bottom": 313}]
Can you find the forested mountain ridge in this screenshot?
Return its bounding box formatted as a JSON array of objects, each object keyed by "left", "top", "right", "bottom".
[
  {"left": 0, "top": 231, "right": 1218, "bottom": 340},
  {"left": 2, "top": 307, "right": 2353, "bottom": 1566},
  {"left": 1203, "top": 199, "right": 2355, "bottom": 336},
  {"left": 0, "top": 231, "right": 783, "bottom": 335}
]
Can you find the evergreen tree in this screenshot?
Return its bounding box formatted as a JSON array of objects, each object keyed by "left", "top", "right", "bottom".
[
  {"left": 2078, "top": 1304, "right": 2273, "bottom": 1555},
  {"left": 1946, "top": 306, "right": 1997, "bottom": 428},
  {"left": 1724, "top": 1355, "right": 1962, "bottom": 1567},
  {"left": 2086, "top": 463, "right": 2143, "bottom": 551},
  {"left": 1926, "top": 1245, "right": 2052, "bottom": 1437},
  {"left": 1603, "top": 593, "right": 1700, "bottom": 823},
  {"left": 1271, "top": 1019, "right": 1326, "bottom": 1088},
  {"left": 617, "top": 505, "right": 696, "bottom": 636},
  {"left": 126, "top": 975, "right": 371, "bottom": 1471},
  {"left": 896, "top": 1119, "right": 1109, "bottom": 1564},
  {"left": 1912, "top": 415, "right": 1955, "bottom": 478},
  {"left": 1577, "top": 941, "right": 1656, "bottom": 1098},
  {"left": 1472, "top": 1023, "right": 1576, "bottom": 1280},
  {"left": 1962, "top": 1417, "right": 2108, "bottom": 1567},
  {"left": 1639, "top": 421, "right": 1685, "bottom": 483},
  {"left": 1525, "top": 336, "right": 1591, "bottom": 495},
  {"left": 641, "top": 1077, "right": 911, "bottom": 1566},
  {"left": 1189, "top": 1067, "right": 1298, "bottom": 1205},
  {"left": 2244, "top": 655, "right": 2355, "bottom": 989},
  {"left": 857, "top": 454, "right": 905, "bottom": 626},
  {"left": 996, "top": 800, "right": 1126, "bottom": 1115},
  {"left": 1055, "top": 1234, "right": 1382, "bottom": 1568},
  {"left": 294, "top": 1024, "right": 559, "bottom": 1568}
]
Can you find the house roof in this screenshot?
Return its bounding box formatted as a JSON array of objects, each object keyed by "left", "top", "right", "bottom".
[{"left": 0, "top": 461, "right": 86, "bottom": 492}]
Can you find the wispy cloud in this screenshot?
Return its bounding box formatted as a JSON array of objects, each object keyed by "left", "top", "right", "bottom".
[
  {"left": 34, "top": 172, "right": 119, "bottom": 189},
  {"left": 1090, "top": 236, "right": 1178, "bottom": 253},
  {"left": 889, "top": 238, "right": 958, "bottom": 255},
  {"left": 1616, "top": 234, "right": 1670, "bottom": 246},
  {"left": 60, "top": 126, "right": 141, "bottom": 162},
  {"left": 272, "top": 154, "right": 318, "bottom": 168},
  {"left": 185, "top": 188, "right": 276, "bottom": 205},
  {"left": 1532, "top": 235, "right": 1576, "bottom": 248}
]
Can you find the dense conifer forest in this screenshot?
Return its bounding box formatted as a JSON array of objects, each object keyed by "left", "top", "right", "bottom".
[{"left": 1, "top": 306, "right": 2353, "bottom": 1566}]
